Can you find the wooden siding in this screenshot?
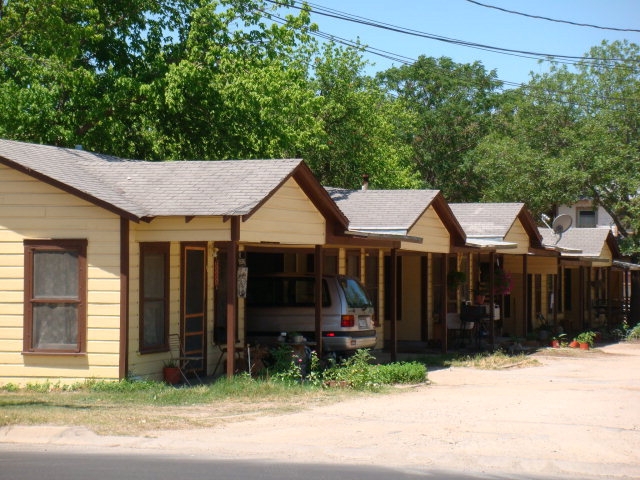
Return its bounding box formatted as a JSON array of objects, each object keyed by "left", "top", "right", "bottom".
[
  {"left": 504, "top": 220, "right": 531, "bottom": 255},
  {"left": 127, "top": 240, "right": 221, "bottom": 381},
  {"left": 403, "top": 207, "right": 450, "bottom": 253},
  {"left": 0, "top": 165, "right": 121, "bottom": 385},
  {"left": 526, "top": 256, "right": 557, "bottom": 275},
  {"left": 133, "top": 217, "right": 229, "bottom": 243},
  {"left": 241, "top": 178, "right": 325, "bottom": 245}
]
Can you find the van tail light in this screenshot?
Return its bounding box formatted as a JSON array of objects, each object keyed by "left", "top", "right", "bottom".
[
  {"left": 326, "top": 332, "right": 335, "bottom": 337},
  {"left": 341, "top": 315, "right": 355, "bottom": 327}
]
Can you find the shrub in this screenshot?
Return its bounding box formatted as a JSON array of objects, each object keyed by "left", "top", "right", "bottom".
[
  {"left": 626, "top": 323, "right": 640, "bottom": 341},
  {"left": 374, "top": 362, "right": 427, "bottom": 384}
]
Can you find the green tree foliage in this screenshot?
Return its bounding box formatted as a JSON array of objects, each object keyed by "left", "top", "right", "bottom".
[
  {"left": 473, "top": 40, "right": 640, "bottom": 256},
  {"left": 378, "top": 56, "right": 503, "bottom": 199},
  {"left": 0, "top": 0, "right": 200, "bottom": 156},
  {"left": 0, "top": 0, "right": 420, "bottom": 188},
  {"left": 302, "top": 43, "right": 421, "bottom": 189}
]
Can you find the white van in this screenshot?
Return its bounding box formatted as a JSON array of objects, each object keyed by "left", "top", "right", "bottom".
[{"left": 245, "top": 274, "right": 377, "bottom": 353}]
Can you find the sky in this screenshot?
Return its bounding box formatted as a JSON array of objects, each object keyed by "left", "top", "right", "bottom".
[{"left": 298, "top": 0, "right": 640, "bottom": 87}]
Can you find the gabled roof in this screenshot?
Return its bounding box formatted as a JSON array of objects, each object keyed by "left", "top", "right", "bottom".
[
  {"left": 325, "top": 187, "right": 466, "bottom": 245},
  {"left": 449, "top": 202, "right": 544, "bottom": 250},
  {"left": 539, "top": 227, "right": 620, "bottom": 260},
  {"left": 0, "top": 139, "right": 347, "bottom": 226}
]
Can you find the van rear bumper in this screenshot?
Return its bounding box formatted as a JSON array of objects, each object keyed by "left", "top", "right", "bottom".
[{"left": 323, "top": 330, "right": 377, "bottom": 352}]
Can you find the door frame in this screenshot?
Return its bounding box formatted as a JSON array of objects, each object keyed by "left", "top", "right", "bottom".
[{"left": 180, "top": 242, "right": 207, "bottom": 375}]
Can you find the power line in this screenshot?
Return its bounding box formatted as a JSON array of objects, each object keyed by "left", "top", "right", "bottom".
[
  {"left": 466, "top": 0, "right": 640, "bottom": 33},
  {"left": 266, "top": 0, "right": 630, "bottom": 66},
  {"left": 259, "top": 9, "right": 638, "bottom": 110}
]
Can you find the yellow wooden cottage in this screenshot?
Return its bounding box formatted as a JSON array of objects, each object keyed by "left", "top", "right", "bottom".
[
  {"left": 0, "top": 139, "right": 356, "bottom": 385},
  {"left": 539, "top": 227, "right": 629, "bottom": 334},
  {"left": 326, "top": 187, "right": 469, "bottom": 357},
  {"left": 449, "top": 203, "right": 557, "bottom": 340}
]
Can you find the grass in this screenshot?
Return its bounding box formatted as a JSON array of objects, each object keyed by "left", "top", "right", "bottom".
[
  {"left": 395, "top": 350, "right": 540, "bottom": 370},
  {"left": 0, "top": 350, "right": 537, "bottom": 436},
  {"left": 0, "top": 376, "right": 357, "bottom": 436}
]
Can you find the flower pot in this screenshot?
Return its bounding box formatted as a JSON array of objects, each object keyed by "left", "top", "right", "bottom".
[
  {"left": 550, "top": 340, "right": 560, "bottom": 348},
  {"left": 163, "top": 366, "right": 181, "bottom": 385},
  {"left": 579, "top": 342, "right": 590, "bottom": 350},
  {"left": 569, "top": 340, "right": 579, "bottom": 348}
]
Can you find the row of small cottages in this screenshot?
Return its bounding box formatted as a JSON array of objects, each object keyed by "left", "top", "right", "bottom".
[{"left": 0, "top": 139, "right": 633, "bottom": 385}]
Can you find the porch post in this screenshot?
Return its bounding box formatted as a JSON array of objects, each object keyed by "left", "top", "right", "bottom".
[
  {"left": 488, "top": 251, "right": 495, "bottom": 346},
  {"left": 554, "top": 261, "right": 561, "bottom": 328},
  {"left": 226, "top": 217, "right": 239, "bottom": 378},
  {"left": 314, "top": 245, "right": 323, "bottom": 354},
  {"left": 442, "top": 253, "right": 449, "bottom": 353},
  {"left": 390, "top": 248, "right": 398, "bottom": 362},
  {"left": 522, "top": 255, "right": 529, "bottom": 337},
  {"left": 579, "top": 266, "right": 586, "bottom": 330}
]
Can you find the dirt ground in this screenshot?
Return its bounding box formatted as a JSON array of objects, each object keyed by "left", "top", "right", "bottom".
[{"left": 2, "top": 342, "right": 640, "bottom": 479}]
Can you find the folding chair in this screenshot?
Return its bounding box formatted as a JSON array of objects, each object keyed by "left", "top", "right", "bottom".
[
  {"left": 168, "top": 333, "right": 203, "bottom": 386},
  {"left": 213, "top": 343, "right": 245, "bottom": 376}
]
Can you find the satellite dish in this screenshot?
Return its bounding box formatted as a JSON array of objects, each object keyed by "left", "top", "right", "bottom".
[{"left": 552, "top": 214, "right": 572, "bottom": 235}]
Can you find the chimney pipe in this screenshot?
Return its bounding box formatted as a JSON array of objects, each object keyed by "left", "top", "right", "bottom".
[{"left": 361, "top": 174, "right": 369, "bottom": 191}]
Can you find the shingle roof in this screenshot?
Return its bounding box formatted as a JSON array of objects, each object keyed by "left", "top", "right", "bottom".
[
  {"left": 539, "top": 227, "right": 615, "bottom": 258},
  {"left": 449, "top": 203, "right": 525, "bottom": 237},
  {"left": 0, "top": 139, "right": 306, "bottom": 220},
  {"left": 326, "top": 187, "right": 440, "bottom": 233}
]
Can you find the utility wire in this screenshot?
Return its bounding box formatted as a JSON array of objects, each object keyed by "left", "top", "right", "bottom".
[
  {"left": 466, "top": 0, "right": 640, "bottom": 33},
  {"left": 266, "top": 0, "right": 630, "bottom": 66},
  {"left": 260, "top": 10, "right": 638, "bottom": 110}
]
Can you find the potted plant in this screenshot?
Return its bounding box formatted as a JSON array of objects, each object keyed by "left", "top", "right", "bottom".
[
  {"left": 575, "top": 331, "right": 596, "bottom": 350},
  {"left": 550, "top": 333, "right": 566, "bottom": 348},
  {"left": 163, "top": 359, "right": 181, "bottom": 385}
]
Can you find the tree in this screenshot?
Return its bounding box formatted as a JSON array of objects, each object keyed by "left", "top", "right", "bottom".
[
  {"left": 378, "top": 56, "right": 503, "bottom": 199},
  {"left": 0, "top": 0, "right": 200, "bottom": 157},
  {"left": 302, "top": 43, "right": 421, "bottom": 189},
  {"left": 472, "top": 40, "right": 640, "bottom": 257}
]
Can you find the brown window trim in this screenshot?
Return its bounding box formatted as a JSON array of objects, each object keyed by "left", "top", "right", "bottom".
[
  {"left": 139, "top": 242, "right": 170, "bottom": 354},
  {"left": 23, "top": 239, "right": 88, "bottom": 355}
]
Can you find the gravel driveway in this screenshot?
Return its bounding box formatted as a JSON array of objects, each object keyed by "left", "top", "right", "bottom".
[{"left": 2, "top": 342, "right": 639, "bottom": 479}]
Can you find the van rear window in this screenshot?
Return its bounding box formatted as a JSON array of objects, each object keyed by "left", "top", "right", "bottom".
[
  {"left": 339, "top": 277, "right": 373, "bottom": 309},
  {"left": 247, "top": 277, "right": 330, "bottom": 307}
]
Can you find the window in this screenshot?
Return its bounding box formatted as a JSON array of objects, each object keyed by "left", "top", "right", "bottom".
[
  {"left": 140, "top": 243, "right": 170, "bottom": 353},
  {"left": 577, "top": 208, "right": 597, "bottom": 228},
  {"left": 23, "top": 239, "right": 87, "bottom": 354}
]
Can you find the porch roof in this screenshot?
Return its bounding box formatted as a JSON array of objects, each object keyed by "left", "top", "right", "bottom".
[
  {"left": 325, "top": 187, "right": 466, "bottom": 247},
  {"left": 0, "top": 139, "right": 347, "bottom": 227},
  {"left": 449, "top": 202, "right": 544, "bottom": 250},
  {"left": 539, "top": 227, "right": 621, "bottom": 261}
]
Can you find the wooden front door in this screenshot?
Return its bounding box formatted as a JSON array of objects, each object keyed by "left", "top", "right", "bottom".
[{"left": 181, "top": 243, "right": 207, "bottom": 374}]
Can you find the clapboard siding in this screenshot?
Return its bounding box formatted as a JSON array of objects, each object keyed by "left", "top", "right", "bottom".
[
  {"left": 0, "top": 165, "right": 122, "bottom": 385},
  {"left": 133, "top": 217, "right": 229, "bottom": 243},
  {"left": 241, "top": 178, "right": 325, "bottom": 245},
  {"left": 504, "top": 220, "right": 531, "bottom": 255},
  {"left": 404, "top": 207, "right": 450, "bottom": 253}
]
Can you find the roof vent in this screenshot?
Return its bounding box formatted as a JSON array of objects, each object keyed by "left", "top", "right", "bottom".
[{"left": 361, "top": 174, "right": 369, "bottom": 191}]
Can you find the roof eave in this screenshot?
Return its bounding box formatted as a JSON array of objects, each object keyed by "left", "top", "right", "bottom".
[{"left": 0, "top": 155, "right": 142, "bottom": 223}]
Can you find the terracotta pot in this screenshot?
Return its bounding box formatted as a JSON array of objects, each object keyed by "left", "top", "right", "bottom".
[
  {"left": 579, "top": 342, "right": 590, "bottom": 350},
  {"left": 550, "top": 340, "right": 560, "bottom": 348},
  {"left": 163, "top": 366, "right": 181, "bottom": 385},
  {"left": 569, "top": 340, "right": 580, "bottom": 348}
]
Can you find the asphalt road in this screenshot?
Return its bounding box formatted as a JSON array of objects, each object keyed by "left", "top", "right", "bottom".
[{"left": 0, "top": 446, "right": 550, "bottom": 480}]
